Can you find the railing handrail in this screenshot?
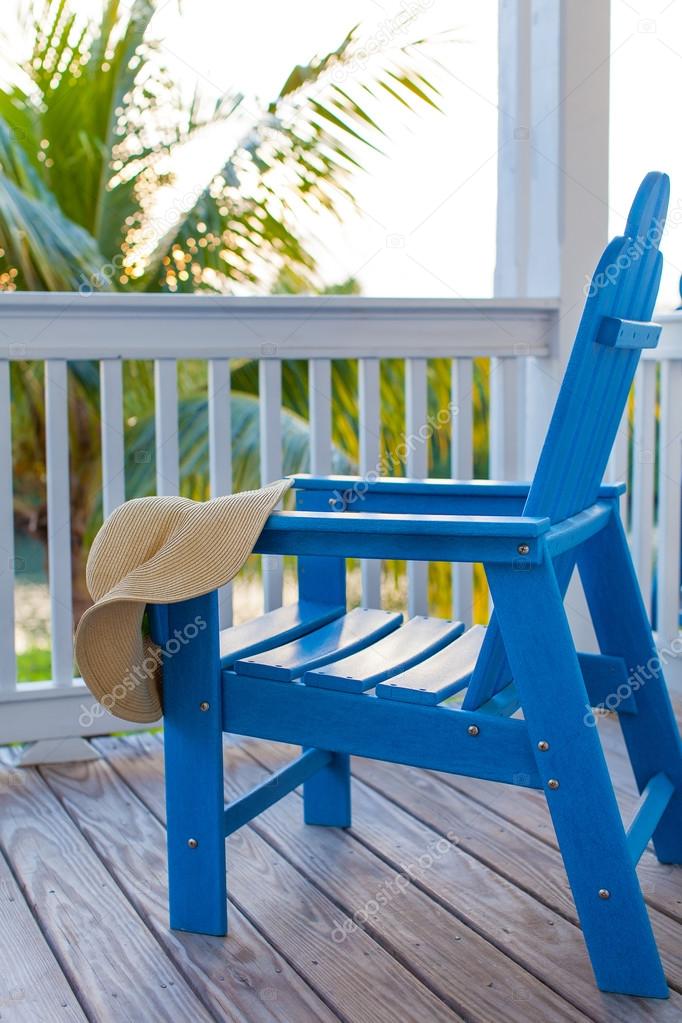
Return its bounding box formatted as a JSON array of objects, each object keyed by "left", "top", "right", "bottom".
[{"left": 0, "top": 293, "right": 560, "bottom": 360}]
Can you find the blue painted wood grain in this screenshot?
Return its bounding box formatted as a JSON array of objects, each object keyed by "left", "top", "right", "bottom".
[
  {"left": 254, "top": 511, "right": 549, "bottom": 565},
  {"left": 219, "top": 600, "right": 345, "bottom": 668},
  {"left": 224, "top": 748, "right": 331, "bottom": 835},
  {"left": 578, "top": 508, "right": 682, "bottom": 863},
  {"left": 465, "top": 172, "right": 670, "bottom": 712},
  {"left": 376, "top": 625, "right": 485, "bottom": 705},
  {"left": 487, "top": 556, "right": 668, "bottom": 997},
  {"left": 578, "top": 651, "right": 638, "bottom": 715},
  {"left": 295, "top": 486, "right": 353, "bottom": 828},
  {"left": 157, "top": 592, "right": 227, "bottom": 935},
  {"left": 626, "top": 772, "right": 675, "bottom": 866},
  {"left": 304, "top": 616, "right": 464, "bottom": 692},
  {"left": 235, "top": 608, "right": 402, "bottom": 681},
  {"left": 596, "top": 316, "right": 661, "bottom": 349},
  {"left": 223, "top": 671, "right": 541, "bottom": 788}
]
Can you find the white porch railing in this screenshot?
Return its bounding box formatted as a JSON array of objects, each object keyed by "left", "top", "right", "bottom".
[
  {"left": 633, "top": 312, "right": 682, "bottom": 648},
  {"left": 1, "top": 293, "right": 680, "bottom": 748}
]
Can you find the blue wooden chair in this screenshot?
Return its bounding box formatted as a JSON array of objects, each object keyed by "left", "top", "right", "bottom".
[{"left": 150, "top": 172, "right": 682, "bottom": 999}]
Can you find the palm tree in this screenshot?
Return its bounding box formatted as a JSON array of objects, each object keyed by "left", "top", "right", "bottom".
[{"left": 3, "top": 0, "right": 451, "bottom": 622}]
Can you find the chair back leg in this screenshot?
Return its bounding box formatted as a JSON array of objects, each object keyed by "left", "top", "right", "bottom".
[
  {"left": 297, "top": 485, "right": 352, "bottom": 827},
  {"left": 578, "top": 510, "right": 682, "bottom": 864},
  {"left": 488, "top": 558, "right": 669, "bottom": 998},
  {"left": 304, "top": 751, "right": 351, "bottom": 826}
]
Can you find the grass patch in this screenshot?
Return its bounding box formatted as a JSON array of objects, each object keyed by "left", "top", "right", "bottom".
[{"left": 17, "top": 648, "right": 51, "bottom": 682}]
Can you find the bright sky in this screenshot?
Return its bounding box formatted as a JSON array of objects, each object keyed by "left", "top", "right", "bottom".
[
  {"left": 610, "top": 0, "right": 682, "bottom": 308},
  {"left": 148, "top": 0, "right": 500, "bottom": 299},
  {"left": 8, "top": 0, "right": 682, "bottom": 306}
]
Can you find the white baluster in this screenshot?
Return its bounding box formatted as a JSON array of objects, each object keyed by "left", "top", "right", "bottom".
[
  {"left": 0, "top": 360, "right": 16, "bottom": 691},
  {"left": 100, "top": 359, "right": 125, "bottom": 518},
  {"left": 406, "top": 357, "right": 428, "bottom": 616},
  {"left": 358, "top": 358, "right": 381, "bottom": 607},
  {"left": 309, "top": 359, "right": 332, "bottom": 474},
  {"left": 631, "top": 361, "right": 656, "bottom": 619},
  {"left": 451, "top": 358, "right": 474, "bottom": 625},
  {"left": 208, "top": 359, "right": 233, "bottom": 626},
  {"left": 656, "top": 359, "right": 682, "bottom": 644},
  {"left": 259, "top": 359, "right": 283, "bottom": 611},
  {"left": 45, "top": 360, "right": 73, "bottom": 686},
  {"left": 154, "top": 359, "right": 179, "bottom": 496}
]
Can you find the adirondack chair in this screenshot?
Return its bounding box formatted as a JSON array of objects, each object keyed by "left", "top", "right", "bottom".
[{"left": 150, "top": 172, "right": 682, "bottom": 999}]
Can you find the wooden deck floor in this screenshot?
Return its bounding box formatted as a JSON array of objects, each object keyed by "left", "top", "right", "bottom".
[{"left": 0, "top": 707, "right": 680, "bottom": 1023}]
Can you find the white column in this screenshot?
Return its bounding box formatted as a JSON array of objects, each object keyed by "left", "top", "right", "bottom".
[
  {"left": 496, "top": 0, "right": 610, "bottom": 472},
  {"left": 496, "top": 0, "right": 610, "bottom": 652}
]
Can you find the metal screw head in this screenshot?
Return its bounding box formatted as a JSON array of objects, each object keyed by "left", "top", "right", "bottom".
[
  {"left": 188, "top": 838, "right": 198, "bottom": 849},
  {"left": 537, "top": 740, "right": 550, "bottom": 752},
  {"left": 467, "top": 725, "right": 480, "bottom": 737},
  {"left": 517, "top": 543, "right": 530, "bottom": 555},
  {"left": 199, "top": 701, "right": 210, "bottom": 712},
  {"left": 547, "top": 778, "right": 560, "bottom": 790},
  {"left": 598, "top": 888, "right": 610, "bottom": 900}
]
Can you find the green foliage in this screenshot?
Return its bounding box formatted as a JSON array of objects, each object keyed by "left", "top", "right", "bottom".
[
  {"left": 16, "top": 646, "right": 52, "bottom": 682},
  {"left": 0, "top": 0, "right": 442, "bottom": 292},
  {"left": 3, "top": 0, "right": 449, "bottom": 617}
]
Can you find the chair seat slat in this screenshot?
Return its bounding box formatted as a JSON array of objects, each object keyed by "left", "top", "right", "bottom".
[
  {"left": 234, "top": 608, "right": 402, "bottom": 681},
  {"left": 220, "top": 601, "right": 345, "bottom": 668},
  {"left": 304, "top": 616, "right": 464, "bottom": 692},
  {"left": 376, "top": 625, "right": 486, "bottom": 705}
]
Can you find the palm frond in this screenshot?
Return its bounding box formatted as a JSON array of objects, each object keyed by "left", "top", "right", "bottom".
[
  {"left": 0, "top": 119, "right": 109, "bottom": 289},
  {"left": 137, "top": 18, "right": 445, "bottom": 292}
]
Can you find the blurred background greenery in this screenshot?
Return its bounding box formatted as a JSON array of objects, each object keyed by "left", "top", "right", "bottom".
[{"left": 2, "top": 0, "right": 491, "bottom": 679}]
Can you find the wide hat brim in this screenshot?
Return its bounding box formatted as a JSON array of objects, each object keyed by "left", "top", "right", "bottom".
[{"left": 74, "top": 479, "right": 291, "bottom": 723}]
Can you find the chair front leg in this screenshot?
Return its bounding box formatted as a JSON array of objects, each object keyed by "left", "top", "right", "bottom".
[
  {"left": 156, "top": 592, "right": 227, "bottom": 935},
  {"left": 487, "top": 558, "right": 668, "bottom": 998}
]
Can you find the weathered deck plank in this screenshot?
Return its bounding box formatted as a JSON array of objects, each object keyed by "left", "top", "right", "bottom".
[
  {"left": 248, "top": 737, "right": 682, "bottom": 1023},
  {"left": 430, "top": 719, "right": 682, "bottom": 925},
  {"left": 0, "top": 758, "right": 216, "bottom": 1023},
  {"left": 96, "top": 734, "right": 462, "bottom": 1023},
  {"left": 39, "top": 755, "right": 338, "bottom": 1023},
  {"left": 351, "top": 754, "right": 682, "bottom": 993},
  {"left": 215, "top": 739, "right": 585, "bottom": 1022},
  {"left": 0, "top": 845, "right": 87, "bottom": 1023},
  {"left": 0, "top": 704, "right": 678, "bottom": 1023}
]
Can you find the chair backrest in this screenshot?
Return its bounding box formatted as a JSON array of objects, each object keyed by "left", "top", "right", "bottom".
[
  {"left": 523, "top": 171, "right": 669, "bottom": 522},
  {"left": 462, "top": 172, "right": 669, "bottom": 712}
]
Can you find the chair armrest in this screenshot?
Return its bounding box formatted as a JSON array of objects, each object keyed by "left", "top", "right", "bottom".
[{"left": 254, "top": 510, "right": 551, "bottom": 565}]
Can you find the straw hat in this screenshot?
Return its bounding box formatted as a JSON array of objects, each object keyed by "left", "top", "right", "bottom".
[{"left": 74, "top": 478, "right": 291, "bottom": 723}]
